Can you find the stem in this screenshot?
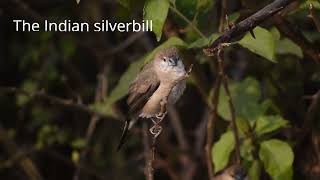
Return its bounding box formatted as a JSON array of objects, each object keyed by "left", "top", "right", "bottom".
[
  {"left": 205, "top": 0, "right": 292, "bottom": 54},
  {"left": 217, "top": 48, "right": 241, "bottom": 165},
  {"left": 205, "top": 74, "right": 222, "bottom": 179},
  {"left": 308, "top": 3, "right": 320, "bottom": 32},
  {"left": 169, "top": 5, "right": 206, "bottom": 39}
]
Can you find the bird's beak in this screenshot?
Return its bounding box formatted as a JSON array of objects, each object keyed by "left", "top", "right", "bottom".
[{"left": 168, "top": 57, "right": 177, "bottom": 66}]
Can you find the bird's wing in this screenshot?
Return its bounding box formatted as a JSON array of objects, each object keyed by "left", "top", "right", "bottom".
[
  {"left": 117, "top": 62, "right": 160, "bottom": 151},
  {"left": 127, "top": 62, "right": 160, "bottom": 117}
]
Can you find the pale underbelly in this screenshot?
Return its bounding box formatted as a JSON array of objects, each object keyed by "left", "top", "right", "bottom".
[{"left": 139, "top": 80, "right": 186, "bottom": 118}]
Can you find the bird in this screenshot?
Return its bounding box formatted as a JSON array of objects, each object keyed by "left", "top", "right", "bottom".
[
  {"left": 117, "top": 47, "right": 187, "bottom": 151},
  {"left": 214, "top": 165, "right": 247, "bottom": 180}
]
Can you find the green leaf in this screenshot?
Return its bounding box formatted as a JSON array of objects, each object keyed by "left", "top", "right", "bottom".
[
  {"left": 299, "top": 0, "right": 320, "bottom": 10},
  {"left": 196, "top": 0, "right": 214, "bottom": 12},
  {"left": 118, "top": 0, "right": 131, "bottom": 9},
  {"left": 270, "top": 27, "right": 281, "bottom": 41},
  {"left": 259, "top": 139, "right": 294, "bottom": 180},
  {"left": 92, "top": 37, "right": 186, "bottom": 116},
  {"left": 175, "top": 0, "right": 198, "bottom": 20},
  {"left": 59, "top": 35, "right": 76, "bottom": 60},
  {"left": 249, "top": 160, "right": 261, "bottom": 180},
  {"left": 72, "top": 150, "right": 80, "bottom": 163},
  {"left": 218, "top": 77, "right": 265, "bottom": 122},
  {"left": 212, "top": 131, "right": 235, "bottom": 173},
  {"left": 71, "top": 138, "right": 86, "bottom": 149},
  {"left": 255, "top": 115, "right": 288, "bottom": 137},
  {"left": 240, "top": 139, "right": 254, "bottom": 161},
  {"left": 276, "top": 38, "right": 303, "bottom": 58},
  {"left": 144, "top": 0, "right": 170, "bottom": 41},
  {"left": 188, "top": 33, "right": 218, "bottom": 49},
  {"left": 17, "top": 80, "right": 38, "bottom": 106},
  {"left": 228, "top": 12, "right": 240, "bottom": 24},
  {"left": 239, "top": 26, "right": 276, "bottom": 62}
]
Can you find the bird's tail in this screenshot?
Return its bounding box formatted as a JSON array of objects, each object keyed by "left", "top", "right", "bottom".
[{"left": 117, "top": 120, "right": 129, "bottom": 151}]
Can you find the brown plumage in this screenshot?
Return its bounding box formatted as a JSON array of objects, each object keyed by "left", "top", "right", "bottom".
[{"left": 117, "top": 47, "right": 186, "bottom": 150}]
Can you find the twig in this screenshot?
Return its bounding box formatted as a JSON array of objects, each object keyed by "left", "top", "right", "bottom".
[
  {"left": 300, "top": 90, "right": 320, "bottom": 141},
  {"left": 273, "top": 15, "right": 320, "bottom": 62},
  {"left": 143, "top": 123, "right": 154, "bottom": 180},
  {"left": 169, "top": 5, "right": 206, "bottom": 38},
  {"left": 308, "top": 4, "right": 320, "bottom": 32},
  {"left": 153, "top": 158, "right": 180, "bottom": 180},
  {"left": 205, "top": 74, "right": 222, "bottom": 179},
  {"left": 73, "top": 65, "right": 109, "bottom": 180},
  {"left": 204, "top": 0, "right": 292, "bottom": 55},
  {"left": 103, "top": 32, "right": 145, "bottom": 56},
  {"left": 218, "top": 0, "right": 228, "bottom": 33},
  {"left": 0, "top": 124, "right": 43, "bottom": 180},
  {"left": 168, "top": 105, "right": 196, "bottom": 180},
  {"left": 217, "top": 48, "right": 241, "bottom": 165},
  {"left": 168, "top": 106, "right": 189, "bottom": 151},
  {"left": 12, "top": 0, "right": 43, "bottom": 22},
  {"left": 0, "top": 87, "right": 114, "bottom": 120},
  {"left": 195, "top": 109, "right": 210, "bottom": 156}
]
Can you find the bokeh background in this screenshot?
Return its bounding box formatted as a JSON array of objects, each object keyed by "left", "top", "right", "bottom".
[{"left": 0, "top": 0, "right": 320, "bottom": 180}]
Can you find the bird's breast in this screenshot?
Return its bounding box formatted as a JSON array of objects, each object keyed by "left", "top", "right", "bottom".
[{"left": 139, "top": 81, "right": 186, "bottom": 118}]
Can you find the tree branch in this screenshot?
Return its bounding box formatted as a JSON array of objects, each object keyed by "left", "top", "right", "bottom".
[
  {"left": 301, "top": 90, "right": 320, "bottom": 141},
  {"left": 273, "top": 15, "right": 320, "bottom": 62},
  {"left": 204, "top": 0, "right": 292, "bottom": 55},
  {"left": 73, "top": 65, "right": 109, "bottom": 180},
  {"left": 217, "top": 48, "right": 241, "bottom": 165},
  {"left": 0, "top": 87, "right": 114, "bottom": 120},
  {"left": 205, "top": 75, "right": 221, "bottom": 179},
  {"left": 308, "top": 3, "right": 320, "bottom": 32},
  {"left": 0, "top": 124, "right": 43, "bottom": 180}
]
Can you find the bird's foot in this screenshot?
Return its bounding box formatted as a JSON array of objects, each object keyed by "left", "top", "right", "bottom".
[
  {"left": 156, "top": 111, "right": 167, "bottom": 120},
  {"left": 149, "top": 125, "right": 162, "bottom": 138}
]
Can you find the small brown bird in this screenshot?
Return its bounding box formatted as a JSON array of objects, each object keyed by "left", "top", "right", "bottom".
[
  {"left": 214, "top": 165, "right": 247, "bottom": 180},
  {"left": 117, "top": 47, "right": 187, "bottom": 150}
]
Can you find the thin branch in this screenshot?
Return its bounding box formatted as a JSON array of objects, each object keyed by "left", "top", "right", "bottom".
[
  {"left": 153, "top": 158, "right": 180, "bottom": 180},
  {"left": 308, "top": 3, "right": 320, "bottom": 32},
  {"left": 218, "top": 0, "right": 228, "bottom": 33},
  {"left": 169, "top": 5, "right": 206, "bottom": 39},
  {"left": 195, "top": 109, "right": 210, "bottom": 156},
  {"left": 273, "top": 15, "right": 320, "bottom": 62},
  {"left": 300, "top": 90, "right": 320, "bottom": 142},
  {"left": 168, "top": 105, "right": 196, "bottom": 180},
  {"left": 168, "top": 105, "right": 189, "bottom": 151},
  {"left": 204, "top": 0, "right": 292, "bottom": 55},
  {"left": 205, "top": 74, "right": 221, "bottom": 179},
  {"left": 143, "top": 123, "right": 154, "bottom": 180},
  {"left": 103, "top": 32, "right": 145, "bottom": 56},
  {"left": 217, "top": 48, "right": 241, "bottom": 165},
  {"left": 12, "top": 0, "right": 43, "bottom": 21},
  {"left": 73, "top": 66, "right": 109, "bottom": 180},
  {"left": 0, "top": 124, "right": 43, "bottom": 180},
  {"left": 0, "top": 87, "right": 114, "bottom": 120}
]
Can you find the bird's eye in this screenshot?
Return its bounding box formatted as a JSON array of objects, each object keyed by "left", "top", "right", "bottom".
[{"left": 163, "top": 58, "right": 166, "bottom": 62}]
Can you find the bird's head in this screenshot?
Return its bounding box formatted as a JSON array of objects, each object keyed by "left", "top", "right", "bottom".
[{"left": 153, "top": 47, "right": 185, "bottom": 78}]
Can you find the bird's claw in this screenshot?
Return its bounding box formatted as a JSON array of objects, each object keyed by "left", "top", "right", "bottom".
[
  {"left": 186, "top": 64, "right": 193, "bottom": 75},
  {"left": 149, "top": 125, "right": 162, "bottom": 138},
  {"left": 156, "top": 112, "right": 166, "bottom": 120}
]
